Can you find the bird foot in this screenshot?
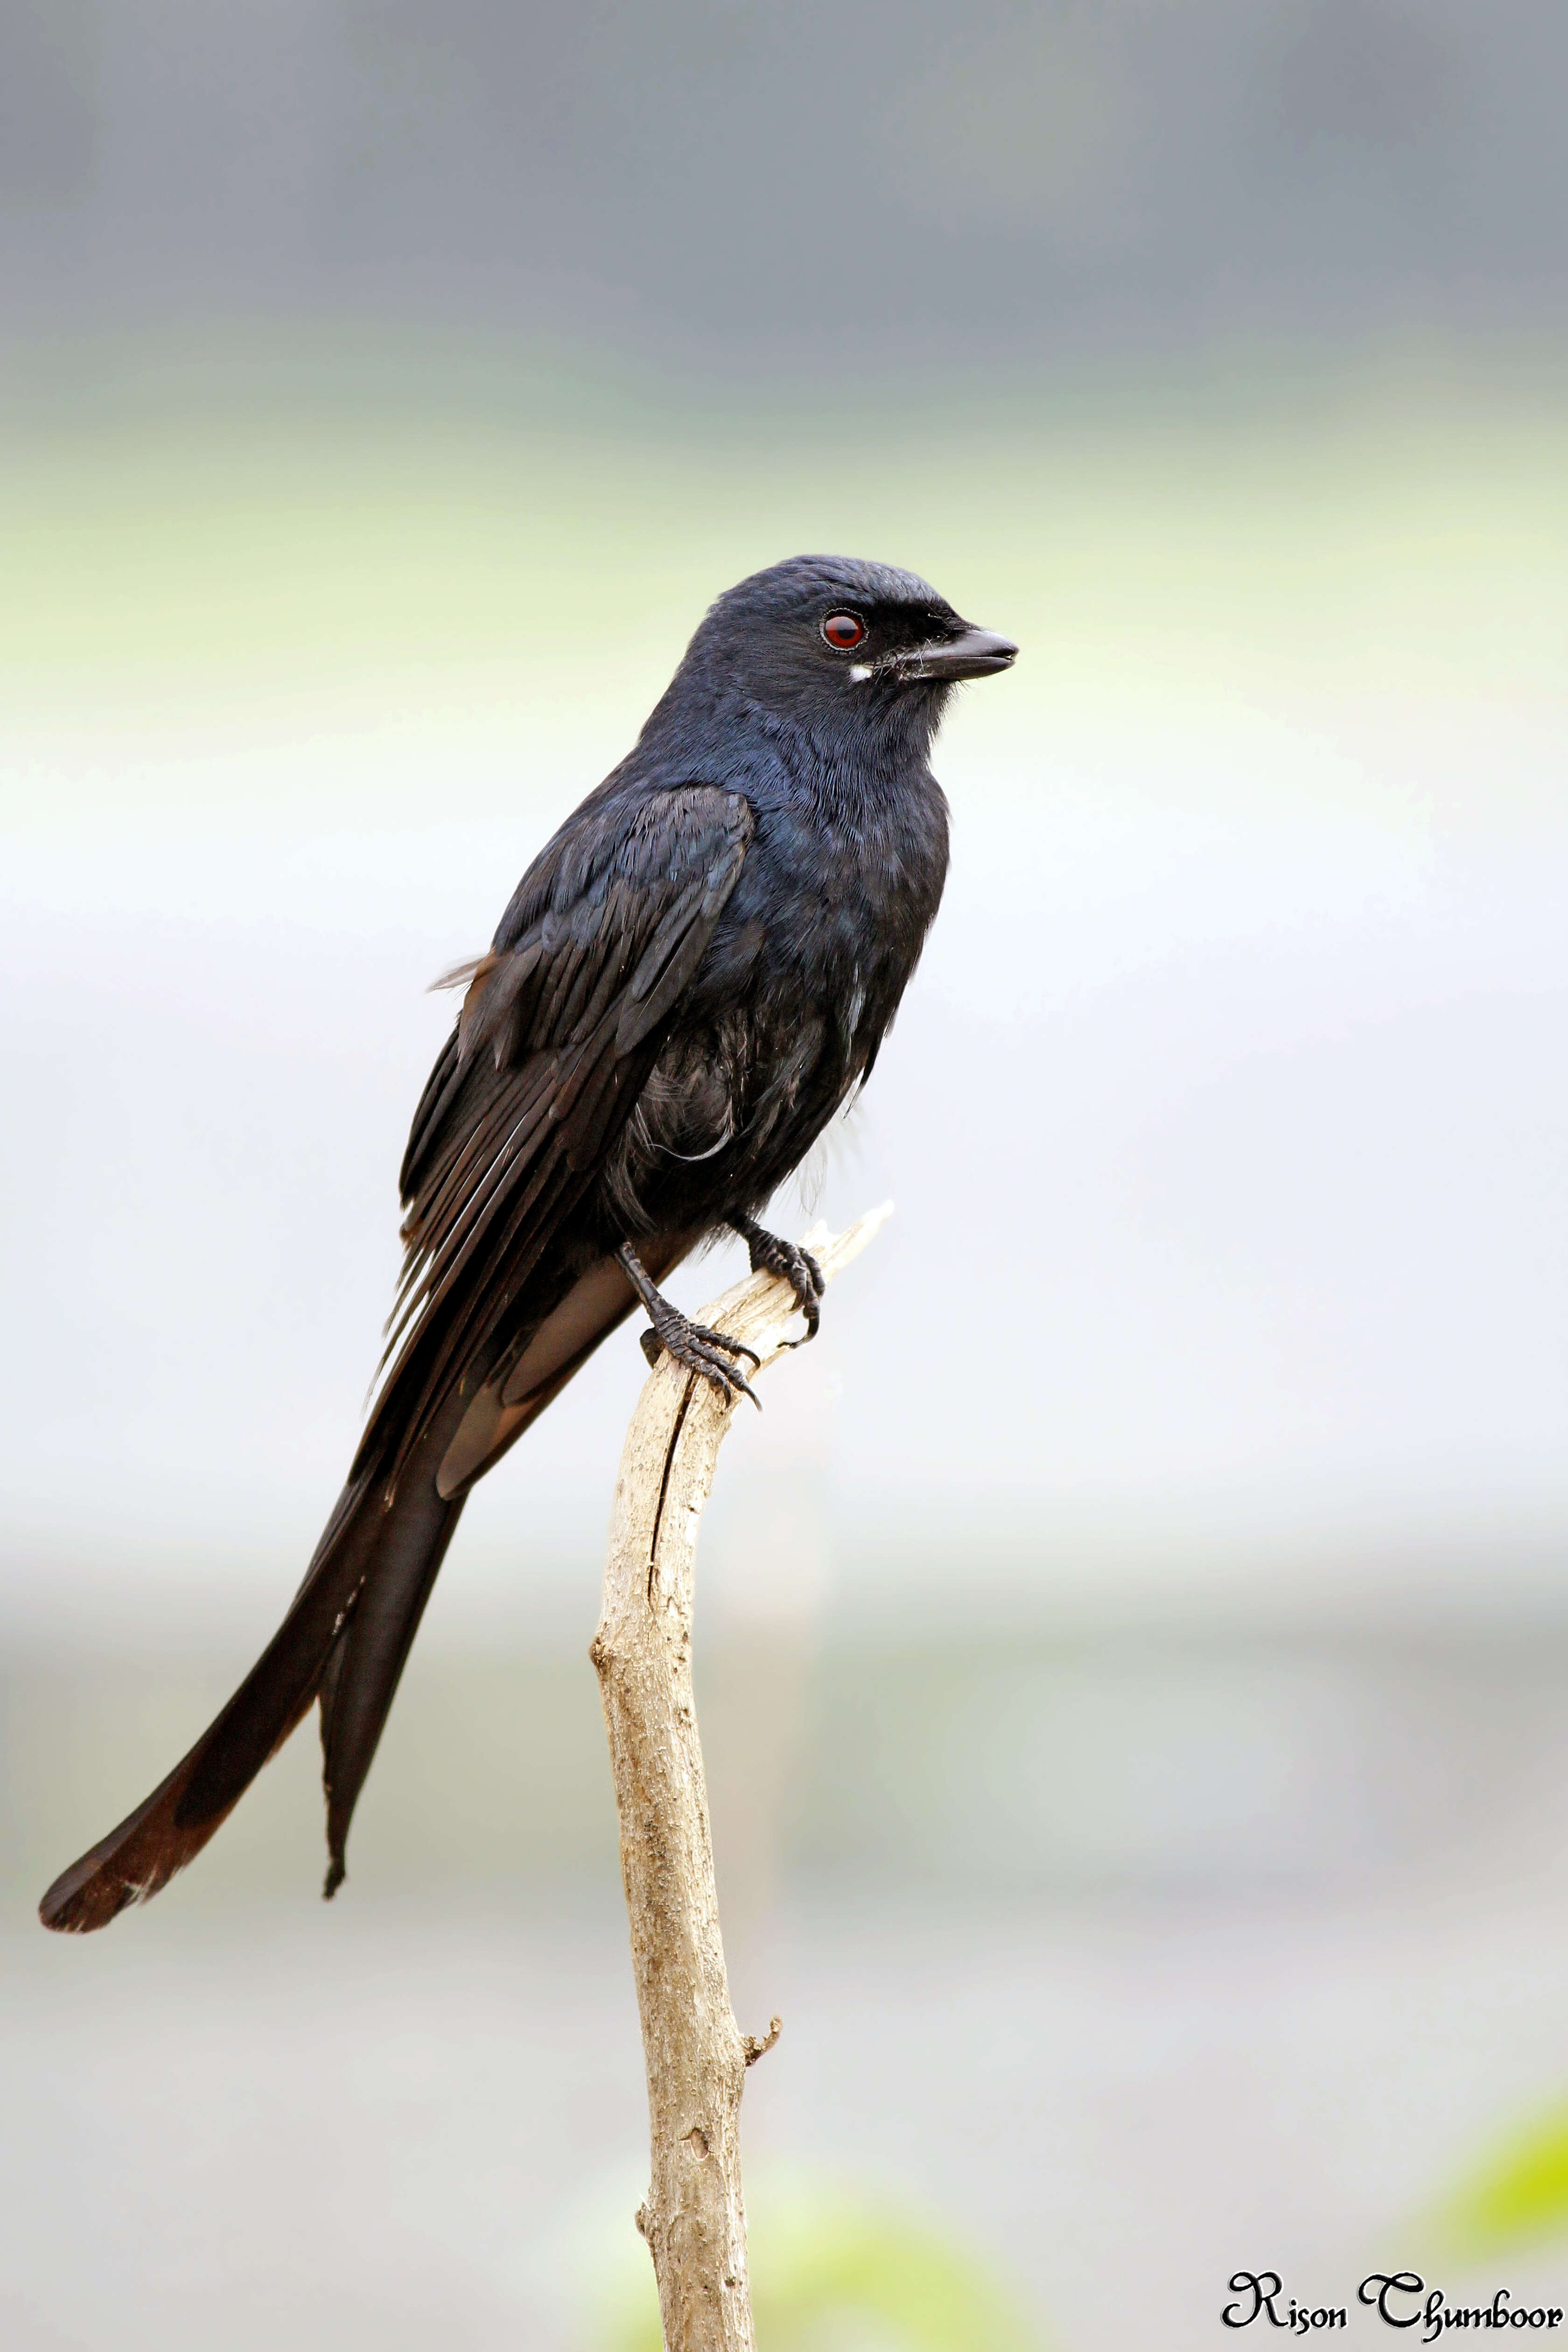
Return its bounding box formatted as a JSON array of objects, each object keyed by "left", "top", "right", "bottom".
[
  {"left": 732, "top": 1216, "right": 824, "bottom": 1343},
  {"left": 638, "top": 1314, "right": 762, "bottom": 1407},
  {"left": 619, "top": 1242, "right": 762, "bottom": 1408}
]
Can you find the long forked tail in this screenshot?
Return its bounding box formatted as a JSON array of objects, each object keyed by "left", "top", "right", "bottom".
[
  {"left": 39, "top": 1245, "right": 653, "bottom": 1934},
  {"left": 38, "top": 1398, "right": 469, "bottom": 1935}
]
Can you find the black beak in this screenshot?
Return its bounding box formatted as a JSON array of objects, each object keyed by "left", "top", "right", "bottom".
[{"left": 895, "top": 625, "right": 1019, "bottom": 683}]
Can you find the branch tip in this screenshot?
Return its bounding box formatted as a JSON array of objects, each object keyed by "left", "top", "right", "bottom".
[{"left": 742, "top": 2015, "right": 783, "bottom": 2066}]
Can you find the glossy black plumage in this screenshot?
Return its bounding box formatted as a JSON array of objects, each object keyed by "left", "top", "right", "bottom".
[{"left": 39, "top": 553, "right": 1016, "bottom": 1932}]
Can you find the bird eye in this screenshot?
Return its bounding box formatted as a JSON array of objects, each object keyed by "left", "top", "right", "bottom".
[{"left": 821, "top": 612, "right": 867, "bottom": 651}]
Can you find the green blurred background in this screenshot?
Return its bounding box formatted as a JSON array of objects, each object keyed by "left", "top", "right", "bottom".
[{"left": 3, "top": 5, "right": 1568, "bottom": 2347}]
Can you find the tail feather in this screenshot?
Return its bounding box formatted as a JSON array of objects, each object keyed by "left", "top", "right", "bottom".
[
  {"left": 38, "top": 1246, "right": 672, "bottom": 1935},
  {"left": 38, "top": 1413, "right": 461, "bottom": 1934},
  {"left": 37, "top": 1519, "right": 365, "bottom": 1934},
  {"left": 319, "top": 1470, "right": 466, "bottom": 1898}
]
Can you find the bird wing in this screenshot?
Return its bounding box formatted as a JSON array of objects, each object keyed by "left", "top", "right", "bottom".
[{"left": 358, "top": 781, "right": 753, "bottom": 1480}]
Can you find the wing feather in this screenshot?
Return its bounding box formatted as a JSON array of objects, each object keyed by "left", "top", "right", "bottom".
[{"left": 360, "top": 785, "right": 752, "bottom": 1481}]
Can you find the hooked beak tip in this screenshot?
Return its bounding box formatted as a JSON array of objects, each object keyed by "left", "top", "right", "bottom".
[{"left": 897, "top": 625, "right": 1019, "bottom": 683}]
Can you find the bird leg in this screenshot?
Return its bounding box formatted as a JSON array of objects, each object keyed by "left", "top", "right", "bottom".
[
  {"left": 617, "top": 1242, "right": 762, "bottom": 1409},
  {"left": 729, "top": 1214, "right": 824, "bottom": 1343}
]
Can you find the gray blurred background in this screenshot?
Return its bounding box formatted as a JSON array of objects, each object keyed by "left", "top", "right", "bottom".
[{"left": 3, "top": 4, "right": 1567, "bottom": 2347}]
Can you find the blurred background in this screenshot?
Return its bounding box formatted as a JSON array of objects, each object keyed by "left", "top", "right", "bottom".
[{"left": 2, "top": 2, "right": 1567, "bottom": 2346}]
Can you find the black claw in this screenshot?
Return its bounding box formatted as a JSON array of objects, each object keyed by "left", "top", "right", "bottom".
[
  {"left": 658, "top": 1317, "right": 763, "bottom": 1410},
  {"left": 733, "top": 1218, "right": 826, "bottom": 1344},
  {"left": 688, "top": 1321, "right": 761, "bottom": 1369},
  {"left": 794, "top": 1248, "right": 824, "bottom": 1343}
]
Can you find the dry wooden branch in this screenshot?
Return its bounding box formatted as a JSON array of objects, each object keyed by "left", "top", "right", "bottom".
[{"left": 591, "top": 1204, "right": 892, "bottom": 2352}]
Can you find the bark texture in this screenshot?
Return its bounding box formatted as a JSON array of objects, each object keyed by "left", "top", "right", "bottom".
[{"left": 591, "top": 1205, "right": 891, "bottom": 2351}]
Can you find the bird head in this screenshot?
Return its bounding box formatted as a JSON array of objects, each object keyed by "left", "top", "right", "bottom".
[{"left": 669, "top": 554, "right": 1017, "bottom": 754}]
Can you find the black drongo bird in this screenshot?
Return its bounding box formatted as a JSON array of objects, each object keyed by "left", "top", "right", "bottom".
[{"left": 39, "top": 553, "right": 1016, "bottom": 1933}]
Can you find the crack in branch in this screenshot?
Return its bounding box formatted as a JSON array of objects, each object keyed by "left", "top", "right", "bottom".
[{"left": 647, "top": 1372, "right": 698, "bottom": 1605}]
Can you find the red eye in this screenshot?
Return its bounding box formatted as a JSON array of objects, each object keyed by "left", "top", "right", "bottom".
[{"left": 821, "top": 612, "right": 867, "bottom": 651}]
